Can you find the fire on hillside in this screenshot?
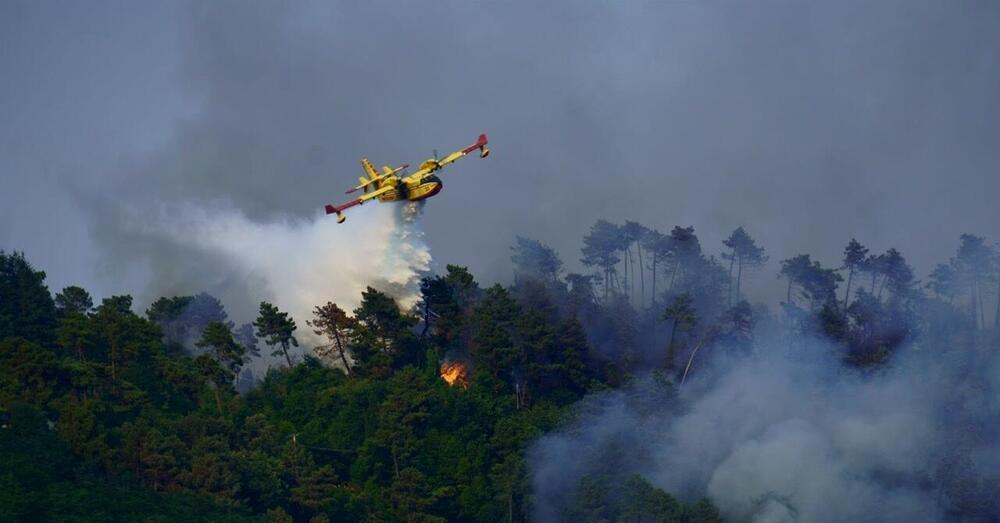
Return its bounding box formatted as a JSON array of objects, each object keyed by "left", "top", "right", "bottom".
[{"left": 440, "top": 360, "right": 469, "bottom": 388}]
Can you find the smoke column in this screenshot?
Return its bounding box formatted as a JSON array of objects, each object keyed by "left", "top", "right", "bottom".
[
  {"left": 110, "top": 200, "right": 431, "bottom": 345},
  {"left": 530, "top": 338, "right": 1000, "bottom": 522}
]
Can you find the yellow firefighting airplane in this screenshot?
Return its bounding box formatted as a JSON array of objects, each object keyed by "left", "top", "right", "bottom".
[{"left": 325, "top": 134, "right": 489, "bottom": 223}]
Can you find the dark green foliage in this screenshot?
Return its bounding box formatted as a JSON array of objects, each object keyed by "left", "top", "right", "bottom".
[
  {"left": 350, "top": 287, "right": 421, "bottom": 376},
  {"left": 197, "top": 321, "right": 247, "bottom": 380},
  {"left": 561, "top": 474, "right": 720, "bottom": 523},
  {"left": 7, "top": 225, "right": 993, "bottom": 522},
  {"left": 307, "top": 301, "right": 356, "bottom": 374},
  {"left": 146, "top": 295, "right": 195, "bottom": 348},
  {"left": 0, "top": 404, "right": 263, "bottom": 522},
  {"left": 55, "top": 285, "right": 94, "bottom": 316},
  {"left": 254, "top": 301, "right": 299, "bottom": 368},
  {"left": 0, "top": 250, "right": 57, "bottom": 344}
]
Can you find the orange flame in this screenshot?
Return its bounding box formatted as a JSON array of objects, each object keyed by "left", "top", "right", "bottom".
[{"left": 440, "top": 361, "right": 469, "bottom": 388}]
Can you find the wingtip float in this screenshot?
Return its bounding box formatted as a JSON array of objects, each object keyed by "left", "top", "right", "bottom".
[{"left": 324, "top": 133, "right": 489, "bottom": 223}]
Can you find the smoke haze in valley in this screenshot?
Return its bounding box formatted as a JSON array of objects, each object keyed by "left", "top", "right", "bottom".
[{"left": 530, "top": 335, "right": 1000, "bottom": 522}]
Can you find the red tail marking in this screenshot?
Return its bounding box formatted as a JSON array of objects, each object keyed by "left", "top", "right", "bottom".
[{"left": 461, "top": 133, "right": 489, "bottom": 154}]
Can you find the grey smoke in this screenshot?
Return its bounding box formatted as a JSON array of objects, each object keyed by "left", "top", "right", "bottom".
[
  {"left": 3, "top": 2, "right": 1000, "bottom": 310},
  {"left": 530, "top": 336, "right": 1000, "bottom": 522}
]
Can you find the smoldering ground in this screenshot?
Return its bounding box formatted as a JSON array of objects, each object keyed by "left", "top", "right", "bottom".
[{"left": 530, "top": 336, "right": 1000, "bottom": 522}]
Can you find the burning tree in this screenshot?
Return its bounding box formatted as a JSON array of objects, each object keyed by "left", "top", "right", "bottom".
[{"left": 439, "top": 359, "right": 469, "bottom": 388}]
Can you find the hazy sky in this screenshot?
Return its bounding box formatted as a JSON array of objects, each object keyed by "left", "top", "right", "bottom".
[{"left": 3, "top": 1, "right": 999, "bottom": 308}]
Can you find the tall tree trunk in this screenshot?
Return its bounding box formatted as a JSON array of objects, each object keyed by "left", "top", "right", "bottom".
[
  {"left": 630, "top": 246, "right": 636, "bottom": 306},
  {"left": 333, "top": 330, "right": 352, "bottom": 376},
  {"left": 843, "top": 267, "right": 854, "bottom": 312},
  {"left": 637, "top": 243, "right": 645, "bottom": 308},
  {"left": 110, "top": 341, "right": 118, "bottom": 382},
  {"left": 666, "top": 320, "right": 678, "bottom": 370},
  {"left": 213, "top": 384, "right": 223, "bottom": 416},
  {"left": 736, "top": 256, "right": 744, "bottom": 304},
  {"left": 971, "top": 285, "right": 979, "bottom": 329},
  {"left": 282, "top": 341, "right": 293, "bottom": 367},
  {"left": 621, "top": 250, "right": 629, "bottom": 302},
  {"left": 420, "top": 301, "right": 430, "bottom": 338},
  {"left": 978, "top": 282, "right": 986, "bottom": 329},
  {"left": 994, "top": 278, "right": 1000, "bottom": 328},
  {"left": 651, "top": 258, "right": 658, "bottom": 309},
  {"left": 727, "top": 253, "right": 736, "bottom": 307}
]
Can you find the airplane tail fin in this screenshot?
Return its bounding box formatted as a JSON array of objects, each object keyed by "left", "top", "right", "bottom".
[{"left": 461, "top": 133, "right": 490, "bottom": 158}]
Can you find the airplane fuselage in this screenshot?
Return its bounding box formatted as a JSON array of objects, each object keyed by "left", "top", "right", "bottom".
[{"left": 377, "top": 174, "right": 443, "bottom": 203}]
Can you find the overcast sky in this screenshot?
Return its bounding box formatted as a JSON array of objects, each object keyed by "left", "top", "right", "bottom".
[{"left": 3, "top": 1, "right": 999, "bottom": 309}]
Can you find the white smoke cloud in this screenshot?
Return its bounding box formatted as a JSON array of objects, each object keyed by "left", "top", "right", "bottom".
[
  {"left": 530, "top": 340, "right": 1000, "bottom": 522},
  {"left": 118, "top": 200, "right": 431, "bottom": 345}
]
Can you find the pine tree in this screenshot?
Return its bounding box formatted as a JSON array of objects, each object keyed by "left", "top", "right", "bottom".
[
  {"left": 54, "top": 286, "right": 93, "bottom": 316},
  {"left": 253, "top": 302, "right": 298, "bottom": 368},
  {"left": 307, "top": 302, "right": 355, "bottom": 376},
  {"left": 722, "top": 227, "right": 768, "bottom": 305},
  {"left": 662, "top": 293, "right": 697, "bottom": 371},
  {"left": 840, "top": 239, "right": 869, "bottom": 310}
]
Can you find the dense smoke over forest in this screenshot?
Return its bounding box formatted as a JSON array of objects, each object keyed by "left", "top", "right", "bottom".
[
  {"left": 531, "top": 337, "right": 1000, "bottom": 522},
  {"left": 508, "top": 221, "right": 1000, "bottom": 522}
]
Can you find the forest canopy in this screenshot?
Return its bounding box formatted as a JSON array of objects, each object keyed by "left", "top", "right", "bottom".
[{"left": 2, "top": 222, "right": 999, "bottom": 522}]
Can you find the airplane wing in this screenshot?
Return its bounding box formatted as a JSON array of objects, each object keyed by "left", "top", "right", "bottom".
[
  {"left": 325, "top": 184, "right": 395, "bottom": 222},
  {"left": 346, "top": 158, "right": 389, "bottom": 194},
  {"left": 410, "top": 134, "right": 489, "bottom": 183}
]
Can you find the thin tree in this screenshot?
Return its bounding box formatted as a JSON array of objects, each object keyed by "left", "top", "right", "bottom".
[
  {"left": 722, "top": 227, "right": 768, "bottom": 305},
  {"left": 841, "top": 239, "right": 869, "bottom": 311},
  {"left": 581, "top": 220, "right": 623, "bottom": 301},
  {"left": 195, "top": 321, "right": 246, "bottom": 415},
  {"left": 622, "top": 221, "right": 649, "bottom": 307},
  {"left": 778, "top": 255, "right": 811, "bottom": 305},
  {"left": 307, "top": 302, "right": 356, "bottom": 376},
  {"left": 662, "top": 293, "right": 697, "bottom": 371},
  {"left": 253, "top": 301, "right": 299, "bottom": 367},
  {"left": 954, "top": 234, "right": 993, "bottom": 329},
  {"left": 667, "top": 226, "right": 700, "bottom": 294}
]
